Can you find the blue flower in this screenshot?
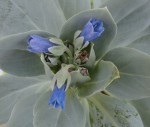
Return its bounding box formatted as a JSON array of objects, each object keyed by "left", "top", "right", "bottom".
[
  {"left": 48, "top": 83, "right": 66, "bottom": 109},
  {"left": 27, "top": 35, "right": 57, "bottom": 52},
  {"left": 80, "top": 18, "right": 105, "bottom": 43}
]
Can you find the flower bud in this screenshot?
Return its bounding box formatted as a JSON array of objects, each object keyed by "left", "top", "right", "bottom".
[
  {"left": 27, "top": 35, "right": 57, "bottom": 52},
  {"left": 80, "top": 18, "right": 104, "bottom": 43},
  {"left": 48, "top": 83, "right": 66, "bottom": 109}
]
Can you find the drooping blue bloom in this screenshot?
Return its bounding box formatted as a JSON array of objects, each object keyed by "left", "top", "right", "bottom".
[
  {"left": 48, "top": 83, "right": 66, "bottom": 109},
  {"left": 80, "top": 18, "right": 105, "bottom": 43},
  {"left": 27, "top": 35, "right": 57, "bottom": 52}
]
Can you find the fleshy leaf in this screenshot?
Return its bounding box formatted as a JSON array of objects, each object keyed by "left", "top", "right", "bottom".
[
  {"left": 127, "top": 33, "right": 150, "bottom": 55},
  {"left": 95, "top": 0, "right": 150, "bottom": 49},
  {"left": 57, "top": 0, "right": 91, "bottom": 19},
  {"left": 103, "top": 47, "right": 150, "bottom": 100},
  {"left": 131, "top": 97, "right": 150, "bottom": 127},
  {"left": 60, "top": 7, "right": 117, "bottom": 59},
  {"left": 0, "top": 0, "right": 38, "bottom": 38},
  {"left": 93, "top": 0, "right": 147, "bottom": 23},
  {"left": 33, "top": 90, "right": 86, "bottom": 127},
  {"left": 88, "top": 93, "right": 144, "bottom": 127},
  {"left": 0, "top": 81, "right": 50, "bottom": 124},
  {"left": 7, "top": 94, "right": 40, "bottom": 127},
  {"left": 78, "top": 60, "right": 119, "bottom": 97},
  {"left": 0, "top": 50, "right": 44, "bottom": 76},
  {"left": 0, "top": 0, "right": 66, "bottom": 37},
  {"left": 0, "top": 31, "right": 53, "bottom": 51},
  {"left": 0, "top": 74, "right": 44, "bottom": 98},
  {"left": 0, "top": 31, "right": 53, "bottom": 76}
]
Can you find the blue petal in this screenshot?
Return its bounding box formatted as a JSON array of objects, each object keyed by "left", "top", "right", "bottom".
[
  {"left": 84, "top": 32, "right": 100, "bottom": 42},
  {"left": 48, "top": 84, "right": 66, "bottom": 109},
  {"left": 80, "top": 21, "right": 94, "bottom": 37},
  {"left": 79, "top": 18, "right": 105, "bottom": 42},
  {"left": 29, "top": 39, "right": 50, "bottom": 52}
]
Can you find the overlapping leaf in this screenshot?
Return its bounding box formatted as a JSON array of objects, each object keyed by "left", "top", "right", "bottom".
[
  {"left": 33, "top": 90, "right": 87, "bottom": 127},
  {"left": 103, "top": 47, "right": 150, "bottom": 100},
  {"left": 60, "top": 7, "right": 117, "bottom": 59},
  {"left": 78, "top": 60, "right": 119, "bottom": 97},
  {"left": 88, "top": 93, "right": 144, "bottom": 127}
]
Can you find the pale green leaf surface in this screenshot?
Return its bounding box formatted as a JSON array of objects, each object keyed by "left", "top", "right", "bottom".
[
  {"left": 109, "top": 1, "right": 150, "bottom": 49},
  {"left": 0, "top": 0, "right": 38, "bottom": 38},
  {"left": 0, "top": 31, "right": 54, "bottom": 76},
  {"left": 0, "top": 0, "right": 66, "bottom": 38},
  {"left": 127, "top": 33, "right": 150, "bottom": 55},
  {"left": 0, "top": 30, "right": 53, "bottom": 51},
  {"left": 12, "top": 0, "right": 66, "bottom": 36},
  {"left": 33, "top": 90, "right": 86, "bottom": 127},
  {"left": 0, "top": 82, "right": 50, "bottom": 124},
  {"left": 0, "top": 74, "right": 44, "bottom": 98},
  {"left": 93, "top": 0, "right": 150, "bottom": 51},
  {"left": 84, "top": 100, "right": 91, "bottom": 127},
  {"left": 89, "top": 93, "right": 144, "bottom": 127},
  {"left": 60, "top": 8, "right": 117, "bottom": 59},
  {"left": 93, "top": 0, "right": 147, "bottom": 23},
  {"left": 0, "top": 50, "right": 45, "bottom": 76},
  {"left": 131, "top": 97, "right": 150, "bottom": 127},
  {"left": 7, "top": 94, "right": 40, "bottom": 127},
  {"left": 70, "top": 70, "right": 91, "bottom": 86},
  {"left": 103, "top": 47, "right": 150, "bottom": 99},
  {"left": 57, "top": 0, "right": 91, "bottom": 19},
  {"left": 78, "top": 60, "right": 119, "bottom": 97}
]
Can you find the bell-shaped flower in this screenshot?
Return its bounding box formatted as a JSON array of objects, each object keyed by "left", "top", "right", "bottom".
[
  {"left": 80, "top": 18, "right": 105, "bottom": 43},
  {"left": 48, "top": 83, "right": 66, "bottom": 109},
  {"left": 27, "top": 35, "right": 57, "bottom": 52}
]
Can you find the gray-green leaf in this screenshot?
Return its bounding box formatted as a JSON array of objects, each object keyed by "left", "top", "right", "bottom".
[
  {"left": 88, "top": 93, "right": 144, "bottom": 127},
  {"left": 33, "top": 90, "right": 86, "bottom": 127},
  {"left": 57, "top": 0, "right": 91, "bottom": 19},
  {"left": 103, "top": 47, "right": 150, "bottom": 100},
  {"left": 59, "top": 7, "right": 117, "bottom": 59},
  {"left": 0, "top": 81, "right": 50, "bottom": 124},
  {"left": 78, "top": 60, "right": 119, "bottom": 97},
  {"left": 131, "top": 97, "right": 150, "bottom": 127}
]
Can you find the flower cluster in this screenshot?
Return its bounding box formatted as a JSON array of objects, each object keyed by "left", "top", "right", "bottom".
[{"left": 27, "top": 18, "right": 104, "bottom": 109}]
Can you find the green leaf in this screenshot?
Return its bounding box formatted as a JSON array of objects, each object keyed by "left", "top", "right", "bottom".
[
  {"left": 84, "top": 100, "right": 91, "bottom": 127},
  {"left": 103, "top": 47, "right": 150, "bottom": 100},
  {"left": 0, "top": 0, "right": 66, "bottom": 37},
  {"left": 0, "top": 49, "right": 45, "bottom": 76},
  {"left": 33, "top": 90, "right": 86, "bottom": 127},
  {"left": 7, "top": 94, "right": 40, "bottom": 127},
  {"left": 0, "top": 31, "right": 54, "bottom": 76},
  {"left": 0, "top": 81, "right": 50, "bottom": 124},
  {"left": 70, "top": 69, "right": 91, "bottom": 86},
  {"left": 131, "top": 97, "right": 150, "bottom": 127},
  {"left": 0, "top": 30, "right": 53, "bottom": 51},
  {"left": 0, "top": 74, "right": 44, "bottom": 98},
  {"left": 57, "top": 0, "right": 91, "bottom": 19},
  {"left": 93, "top": 0, "right": 147, "bottom": 23},
  {"left": 59, "top": 7, "right": 117, "bottom": 59},
  {"left": 127, "top": 34, "right": 150, "bottom": 55},
  {"left": 0, "top": 0, "right": 38, "bottom": 38},
  {"left": 99, "top": 0, "right": 150, "bottom": 49},
  {"left": 89, "top": 93, "right": 144, "bottom": 127},
  {"left": 78, "top": 60, "right": 119, "bottom": 97}
]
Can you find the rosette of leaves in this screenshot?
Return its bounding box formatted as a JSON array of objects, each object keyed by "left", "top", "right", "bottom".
[{"left": 0, "top": 0, "right": 150, "bottom": 127}]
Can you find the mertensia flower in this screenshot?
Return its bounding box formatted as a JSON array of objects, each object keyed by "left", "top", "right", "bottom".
[{"left": 27, "top": 18, "right": 104, "bottom": 109}]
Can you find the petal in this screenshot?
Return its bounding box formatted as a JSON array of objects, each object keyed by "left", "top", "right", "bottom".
[
  {"left": 84, "top": 32, "right": 100, "bottom": 42},
  {"left": 94, "top": 21, "right": 104, "bottom": 32},
  {"left": 80, "top": 21, "right": 94, "bottom": 37},
  {"left": 29, "top": 39, "right": 50, "bottom": 52},
  {"left": 30, "top": 35, "right": 49, "bottom": 42}
]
